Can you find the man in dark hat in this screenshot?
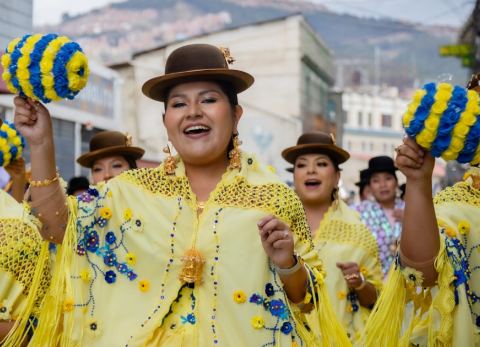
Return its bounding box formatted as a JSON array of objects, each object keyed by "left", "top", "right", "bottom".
[{"left": 354, "top": 155, "right": 405, "bottom": 275}]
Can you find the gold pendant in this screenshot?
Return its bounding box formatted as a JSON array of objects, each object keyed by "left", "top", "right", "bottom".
[{"left": 179, "top": 248, "right": 205, "bottom": 284}]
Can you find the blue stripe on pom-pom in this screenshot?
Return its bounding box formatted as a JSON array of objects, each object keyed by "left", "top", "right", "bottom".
[
  {"left": 8, "top": 34, "right": 32, "bottom": 97},
  {"left": 430, "top": 86, "right": 468, "bottom": 157},
  {"left": 9, "top": 145, "right": 18, "bottom": 159},
  {"left": 52, "top": 41, "right": 82, "bottom": 100},
  {"left": 0, "top": 152, "right": 4, "bottom": 167},
  {"left": 457, "top": 116, "right": 480, "bottom": 163},
  {"left": 28, "top": 34, "right": 58, "bottom": 104},
  {"left": 0, "top": 130, "right": 7, "bottom": 138},
  {"left": 405, "top": 83, "right": 437, "bottom": 138}
]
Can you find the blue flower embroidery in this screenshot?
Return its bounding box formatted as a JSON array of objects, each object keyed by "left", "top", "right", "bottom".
[
  {"left": 103, "top": 251, "right": 117, "bottom": 267},
  {"left": 105, "top": 270, "right": 116, "bottom": 284},
  {"left": 249, "top": 293, "right": 263, "bottom": 305},
  {"left": 265, "top": 283, "right": 274, "bottom": 297},
  {"left": 269, "top": 299, "right": 288, "bottom": 319},
  {"left": 181, "top": 313, "right": 196, "bottom": 325},
  {"left": 97, "top": 217, "right": 108, "bottom": 228},
  {"left": 116, "top": 263, "right": 128, "bottom": 274},
  {"left": 85, "top": 230, "right": 99, "bottom": 252},
  {"left": 105, "top": 231, "right": 116, "bottom": 245},
  {"left": 127, "top": 271, "right": 138, "bottom": 281},
  {"left": 280, "top": 321, "right": 292, "bottom": 335}
]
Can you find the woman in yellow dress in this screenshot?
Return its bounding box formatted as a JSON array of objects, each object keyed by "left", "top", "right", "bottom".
[
  {"left": 282, "top": 132, "right": 383, "bottom": 344},
  {"left": 7, "top": 44, "right": 350, "bottom": 346},
  {"left": 363, "top": 80, "right": 480, "bottom": 346}
]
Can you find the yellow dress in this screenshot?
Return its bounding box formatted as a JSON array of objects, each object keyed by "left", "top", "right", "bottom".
[
  {"left": 0, "top": 190, "right": 50, "bottom": 339},
  {"left": 308, "top": 200, "right": 383, "bottom": 344},
  {"left": 363, "top": 166, "right": 480, "bottom": 346},
  {"left": 14, "top": 153, "right": 350, "bottom": 347}
]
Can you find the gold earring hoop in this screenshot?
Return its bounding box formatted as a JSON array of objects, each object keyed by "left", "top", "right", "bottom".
[
  {"left": 228, "top": 133, "right": 242, "bottom": 170},
  {"left": 163, "top": 144, "right": 177, "bottom": 175}
]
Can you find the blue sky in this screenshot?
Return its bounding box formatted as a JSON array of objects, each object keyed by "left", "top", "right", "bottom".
[{"left": 34, "top": 0, "right": 475, "bottom": 27}]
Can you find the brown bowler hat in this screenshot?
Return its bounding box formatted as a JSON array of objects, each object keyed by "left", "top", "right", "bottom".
[
  {"left": 282, "top": 132, "right": 350, "bottom": 166},
  {"left": 77, "top": 131, "right": 145, "bottom": 168},
  {"left": 142, "top": 44, "right": 254, "bottom": 102}
]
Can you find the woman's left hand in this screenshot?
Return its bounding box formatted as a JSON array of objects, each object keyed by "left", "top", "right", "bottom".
[
  {"left": 337, "top": 262, "right": 363, "bottom": 289},
  {"left": 258, "top": 215, "right": 295, "bottom": 269}
]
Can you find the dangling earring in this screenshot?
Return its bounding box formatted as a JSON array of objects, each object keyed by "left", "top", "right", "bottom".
[
  {"left": 228, "top": 133, "right": 242, "bottom": 170},
  {"left": 331, "top": 187, "right": 339, "bottom": 209},
  {"left": 163, "top": 144, "right": 176, "bottom": 175}
]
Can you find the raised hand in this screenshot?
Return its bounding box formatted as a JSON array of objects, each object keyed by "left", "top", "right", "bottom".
[
  {"left": 13, "top": 96, "right": 53, "bottom": 147},
  {"left": 395, "top": 137, "right": 435, "bottom": 182},
  {"left": 258, "top": 215, "right": 295, "bottom": 269}
]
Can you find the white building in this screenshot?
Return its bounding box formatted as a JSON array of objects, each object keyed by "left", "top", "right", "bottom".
[
  {"left": 0, "top": 0, "right": 32, "bottom": 49},
  {"left": 341, "top": 87, "right": 407, "bottom": 192},
  {"left": 110, "top": 14, "right": 338, "bottom": 180}
]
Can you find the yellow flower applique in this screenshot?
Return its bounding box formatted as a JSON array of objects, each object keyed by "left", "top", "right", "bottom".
[
  {"left": 337, "top": 291, "right": 346, "bottom": 300},
  {"left": 360, "top": 266, "right": 368, "bottom": 275},
  {"left": 126, "top": 253, "right": 137, "bottom": 266},
  {"left": 458, "top": 221, "right": 470, "bottom": 235},
  {"left": 139, "top": 280, "right": 150, "bottom": 293},
  {"left": 251, "top": 315, "right": 264, "bottom": 329},
  {"left": 233, "top": 290, "right": 246, "bottom": 304},
  {"left": 444, "top": 227, "right": 457, "bottom": 238},
  {"left": 123, "top": 208, "right": 133, "bottom": 221},
  {"left": 99, "top": 207, "right": 112, "bottom": 220},
  {"left": 80, "top": 268, "right": 91, "bottom": 282},
  {"left": 63, "top": 298, "right": 74, "bottom": 312}
]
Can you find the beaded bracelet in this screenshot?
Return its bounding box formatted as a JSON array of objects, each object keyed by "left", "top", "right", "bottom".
[{"left": 29, "top": 172, "right": 60, "bottom": 187}]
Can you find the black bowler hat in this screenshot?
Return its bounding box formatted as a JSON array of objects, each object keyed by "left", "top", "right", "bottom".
[
  {"left": 355, "top": 168, "right": 369, "bottom": 187},
  {"left": 366, "top": 156, "right": 398, "bottom": 179}
]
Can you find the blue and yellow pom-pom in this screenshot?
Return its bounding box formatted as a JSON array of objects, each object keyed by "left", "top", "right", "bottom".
[
  {"left": 0, "top": 121, "right": 25, "bottom": 167},
  {"left": 403, "top": 82, "right": 480, "bottom": 165},
  {"left": 1, "top": 33, "right": 89, "bottom": 103}
]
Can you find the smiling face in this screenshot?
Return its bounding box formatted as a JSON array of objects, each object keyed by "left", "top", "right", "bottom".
[
  {"left": 164, "top": 81, "right": 242, "bottom": 167},
  {"left": 293, "top": 153, "right": 340, "bottom": 206},
  {"left": 91, "top": 155, "right": 131, "bottom": 184},
  {"left": 369, "top": 172, "right": 398, "bottom": 205}
]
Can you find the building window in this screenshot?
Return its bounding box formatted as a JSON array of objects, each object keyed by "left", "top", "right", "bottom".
[
  {"left": 358, "top": 111, "right": 363, "bottom": 127},
  {"left": 381, "top": 114, "right": 392, "bottom": 128},
  {"left": 368, "top": 112, "right": 373, "bottom": 127}
]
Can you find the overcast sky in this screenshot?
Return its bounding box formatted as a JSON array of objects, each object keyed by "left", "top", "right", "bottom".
[{"left": 33, "top": 0, "right": 475, "bottom": 27}]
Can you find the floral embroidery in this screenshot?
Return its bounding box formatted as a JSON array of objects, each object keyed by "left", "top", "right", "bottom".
[
  {"left": 105, "top": 270, "right": 117, "bottom": 284},
  {"left": 105, "top": 231, "right": 116, "bottom": 245},
  {"left": 86, "top": 318, "right": 102, "bottom": 336},
  {"left": 280, "top": 321, "right": 293, "bottom": 335},
  {"left": 269, "top": 299, "right": 288, "bottom": 319},
  {"left": 0, "top": 301, "right": 11, "bottom": 320},
  {"left": 126, "top": 252, "right": 137, "bottom": 266},
  {"left": 458, "top": 220, "right": 470, "bottom": 235},
  {"left": 139, "top": 280, "right": 150, "bottom": 292},
  {"left": 249, "top": 293, "right": 263, "bottom": 305},
  {"left": 80, "top": 268, "right": 90, "bottom": 282},
  {"left": 347, "top": 292, "right": 359, "bottom": 312},
  {"left": 233, "top": 290, "right": 246, "bottom": 303},
  {"left": 63, "top": 298, "right": 74, "bottom": 312},
  {"left": 445, "top": 227, "right": 457, "bottom": 237},
  {"left": 337, "top": 290, "right": 346, "bottom": 300},
  {"left": 132, "top": 218, "right": 143, "bottom": 232},
  {"left": 265, "top": 283, "right": 275, "bottom": 297},
  {"left": 85, "top": 230, "right": 100, "bottom": 252},
  {"left": 180, "top": 313, "right": 196, "bottom": 325},
  {"left": 123, "top": 208, "right": 132, "bottom": 221},
  {"left": 360, "top": 266, "right": 368, "bottom": 275},
  {"left": 251, "top": 315, "right": 264, "bottom": 329},
  {"left": 99, "top": 207, "right": 112, "bottom": 220}
]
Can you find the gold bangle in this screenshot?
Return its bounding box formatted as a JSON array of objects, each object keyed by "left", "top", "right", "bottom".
[
  {"left": 29, "top": 172, "right": 60, "bottom": 187},
  {"left": 354, "top": 273, "right": 368, "bottom": 291}
]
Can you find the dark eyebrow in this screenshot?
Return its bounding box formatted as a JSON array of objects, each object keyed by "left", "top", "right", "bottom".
[{"left": 168, "top": 89, "right": 222, "bottom": 99}]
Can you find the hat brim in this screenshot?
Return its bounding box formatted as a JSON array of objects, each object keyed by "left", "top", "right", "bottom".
[
  {"left": 281, "top": 144, "right": 350, "bottom": 165},
  {"left": 77, "top": 146, "right": 145, "bottom": 168},
  {"left": 142, "top": 68, "right": 255, "bottom": 102}
]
